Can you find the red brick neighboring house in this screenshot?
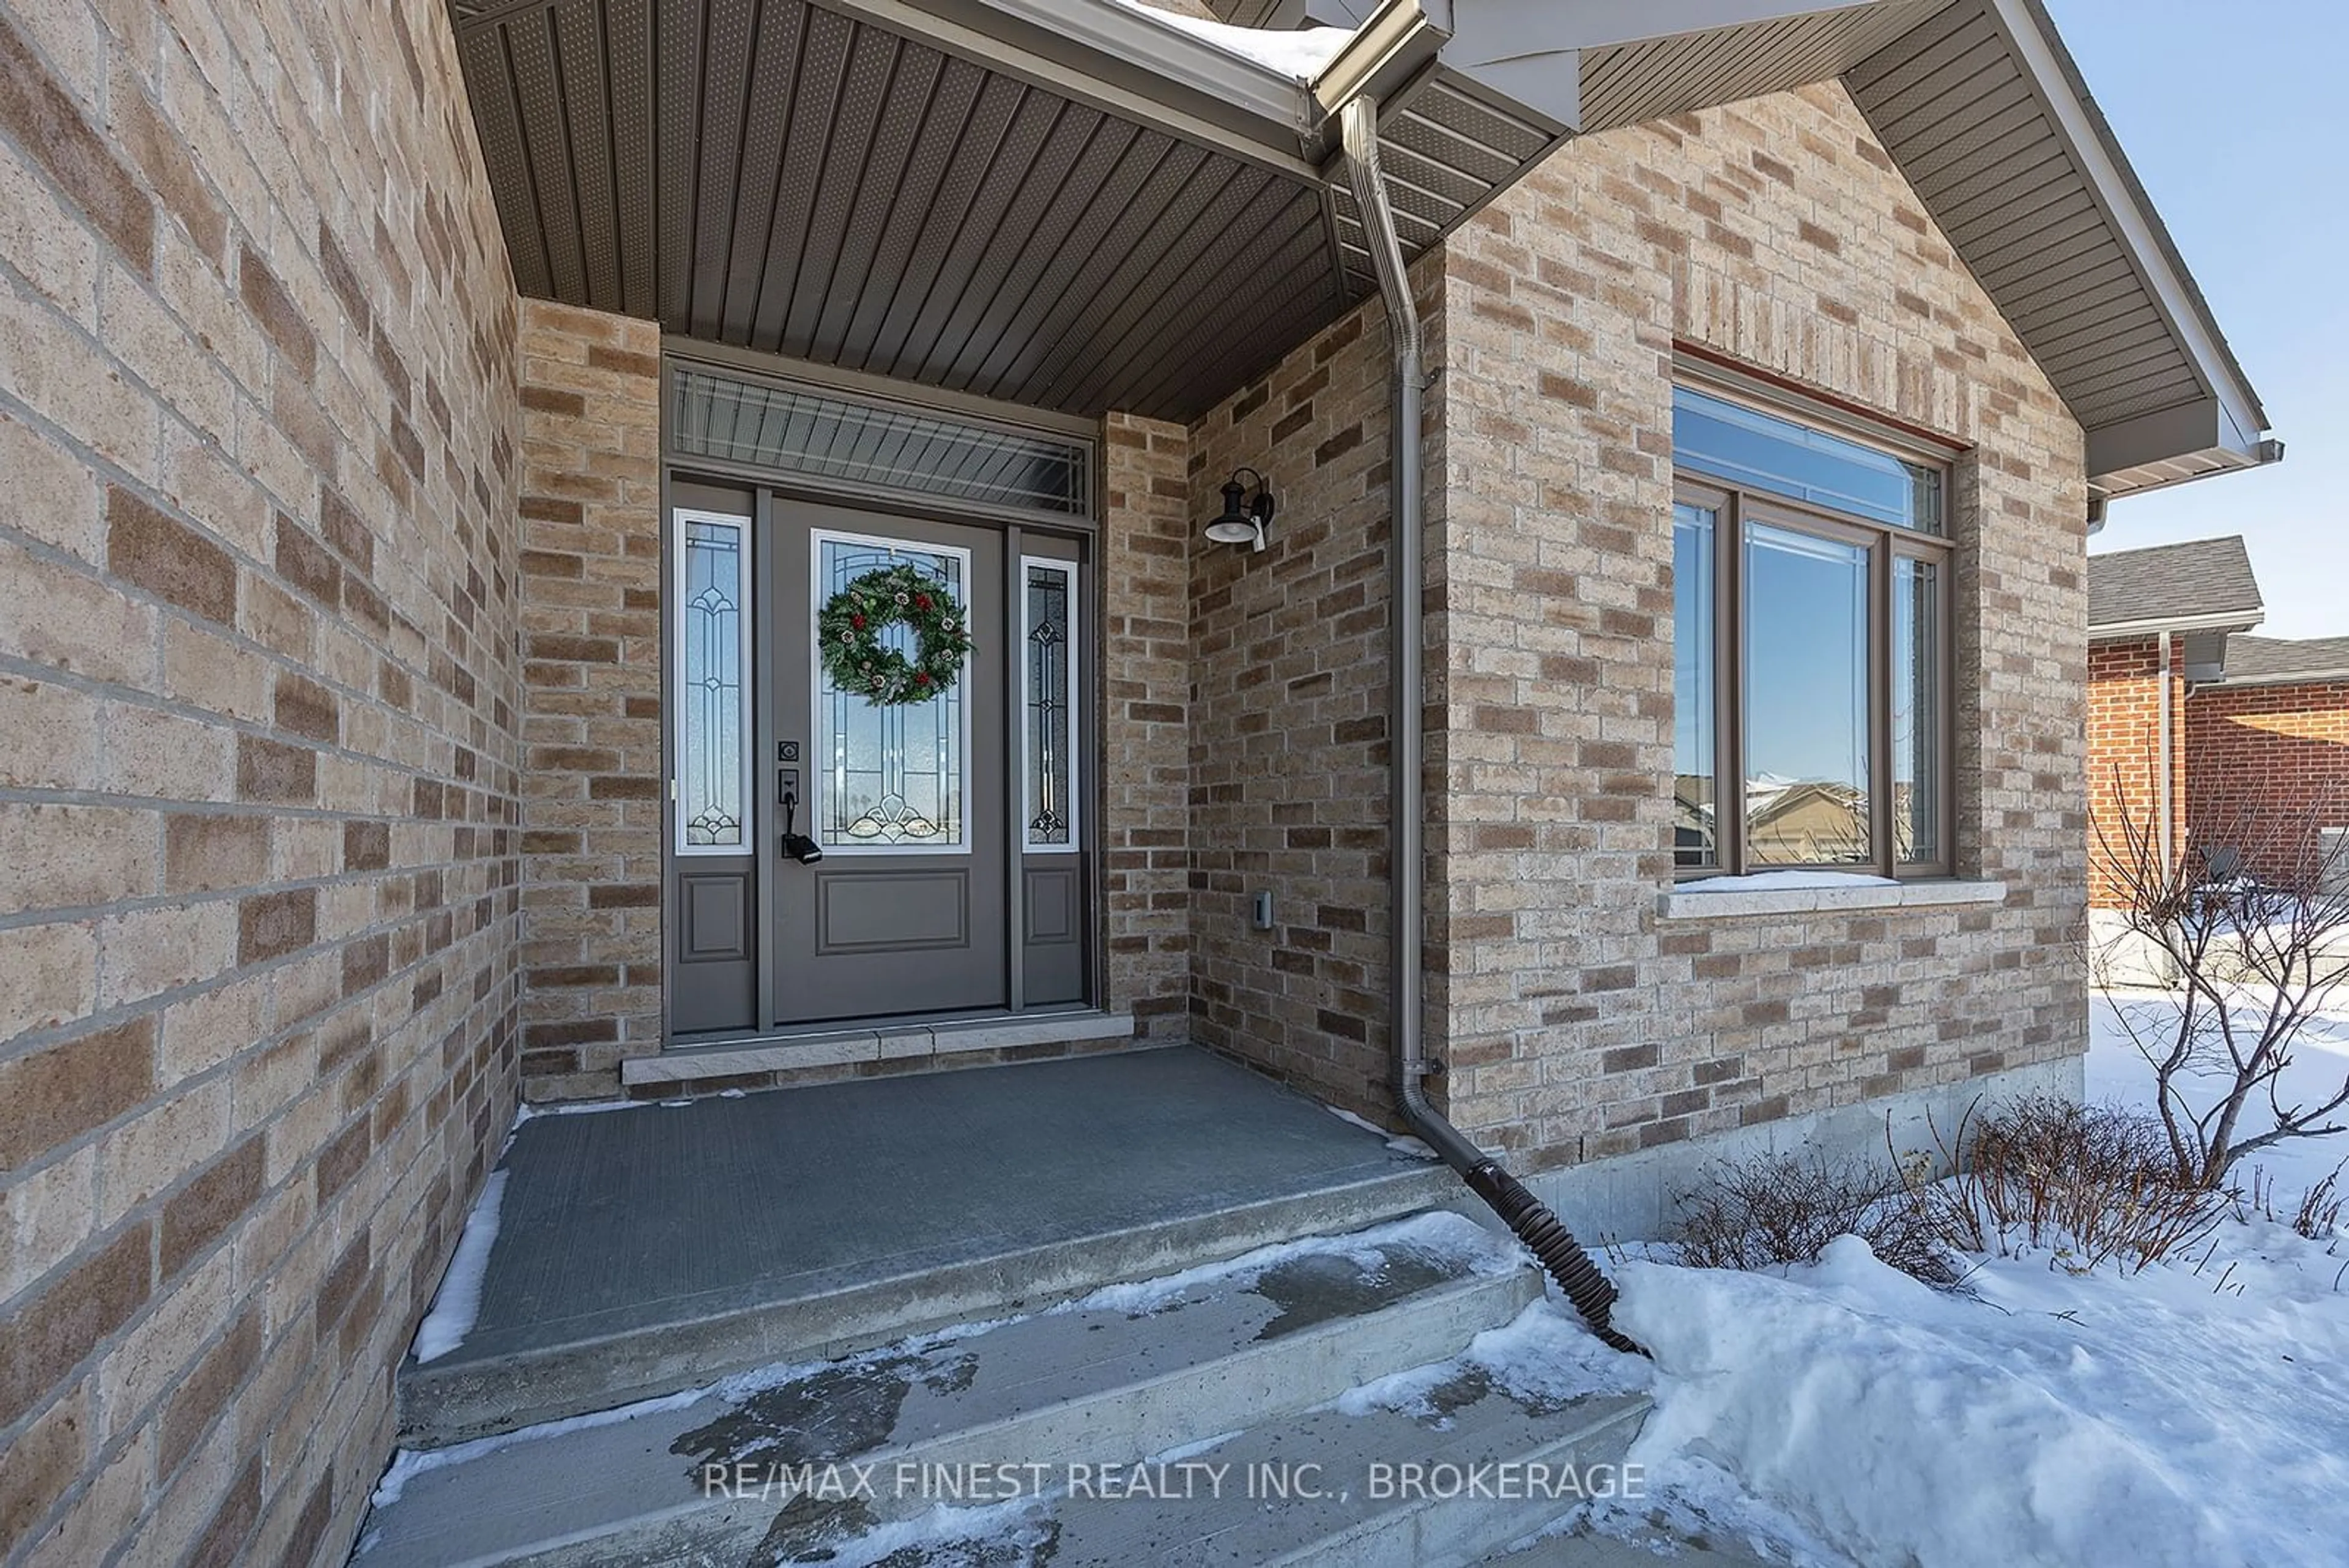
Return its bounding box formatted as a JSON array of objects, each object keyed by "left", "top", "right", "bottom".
[
  {"left": 2186, "top": 635, "right": 2349, "bottom": 888},
  {"left": 2089, "top": 538, "right": 2349, "bottom": 907},
  {"left": 2085, "top": 537, "right": 2262, "bottom": 907}
]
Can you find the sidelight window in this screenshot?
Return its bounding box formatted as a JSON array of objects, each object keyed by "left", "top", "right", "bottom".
[
  {"left": 675, "top": 511, "right": 752, "bottom": 855},
  {"left": 1672, "top": 384, "right": 1953, "bottom": 878},
  {"left": 1022, "top": 559, "right": 1079, "bottom": 851}
]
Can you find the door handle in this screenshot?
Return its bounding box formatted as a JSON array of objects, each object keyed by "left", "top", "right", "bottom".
[{"left": 779, "top": 778, "right": 823, "bottom": 864}]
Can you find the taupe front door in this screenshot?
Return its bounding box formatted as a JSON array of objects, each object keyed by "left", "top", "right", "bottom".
[{"left": 770, "top": 501, "right": 1007, "bottom": 1022}]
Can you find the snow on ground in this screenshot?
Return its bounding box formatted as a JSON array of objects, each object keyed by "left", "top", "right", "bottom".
[
  {"left": 1612, "top": 1229, "right": 2349, "bottom": 1567},
  {"left": 1339, "top": 1298, "right": 1653, "bottom": 1421},
  {"left": 410, "top": 1169, "right": 507, "bottom": 1363},
  {"left": 1104, "top": 0, "right": 1352, "bottom": 78},
  {"left": 1558, "top": 985, "right": 2349, "bottom": 1568},
  {"left": 2090, "top": 986, "right": 2349, "bottom": 1209}
]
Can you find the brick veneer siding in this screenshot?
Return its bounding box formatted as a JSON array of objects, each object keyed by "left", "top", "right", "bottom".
[
  {"left": 0, "top": 0, "right": 521, "bottom": 1562},
  {"left": 514, "top": 302, "right": 664, "bottom": 1100},
  {"left": 1182, "top": 264, "right": 1442, "bottom": 1112},
  {"left": 1428, "top": 83, "right": 2090, "bottom": 1164},
  {"left": 1102, "top": 413, "right": 1195, "bottom": 1036},
  {"left": 2186, "top": 678, "right": 2349, "bottom": 886},
  {"left": 2087, "top": 636, "right": 2188, "bottom": 908}
]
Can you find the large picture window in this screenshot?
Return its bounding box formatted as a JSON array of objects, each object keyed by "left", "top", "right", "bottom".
[{"left": 1672, "top": 384, "right": 1953, "bottom": 878}]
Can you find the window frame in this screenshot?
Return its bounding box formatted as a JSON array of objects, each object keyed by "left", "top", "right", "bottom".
[{"left": 1672, "top": 390, "right": 1956, "bottom": 882}]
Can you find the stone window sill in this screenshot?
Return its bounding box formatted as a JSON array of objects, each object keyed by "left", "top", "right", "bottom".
[{"left": 1661, "top": 878, "right": 2008, "bottom": 920}]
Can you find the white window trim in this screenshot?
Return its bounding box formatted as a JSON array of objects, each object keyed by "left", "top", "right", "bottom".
[
  {"left": 1020, "top": 555, "right": 1081, "bottom": 854},
  {"left": 672, "top": 508, "right": 754, "bottom": 858},
  {"left": 809, "top": 527, "right": 975, "bottom": 857}
]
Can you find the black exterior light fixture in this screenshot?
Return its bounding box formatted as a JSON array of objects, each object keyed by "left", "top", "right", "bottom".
[{"left": 1205, "top": 467, "right": 1276, "bottom": 553}]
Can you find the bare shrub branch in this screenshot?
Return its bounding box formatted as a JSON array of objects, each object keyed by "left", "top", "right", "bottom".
[
  {"left": 2296, "top": 1159, "right": 2347, "bottom": 1244},
  {"left": 1673, "top": 1150, "right": 1959, "bottom": 1285},
  {"left": 2091, "top": 765, "right": 2349, "bottom": 1188},
  {"left": 1898, "top": 1096, "right": 2229, "bottom": 1274}
]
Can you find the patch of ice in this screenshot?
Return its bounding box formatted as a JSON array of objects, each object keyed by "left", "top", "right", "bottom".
[
  {"left": 1321, "top": 1103, "right": 1442, "bottom": 1161},
  {"left": 410, "top": 1170, "right": 508, "bottom": 1364},
  {"left": 719, "top": 1087, "right": 747, "bottom": 1098},
  {"left": 1337, "top": 1298, "right": 1653, "bottom": 1424},
  {"left": 1104, "top": 0, "right": 1351, "bottom": 79},
  {"left": 815, "top": 1496, "right": 1055, "bottom": 1568},
  {"left": 1677, "top": 871, "right": 1896, "bottom": 893},
  {"left": 513, "top": 1095, "right": 645, "bottom": 1120},
  {"left": 366, "top": 1384, "right": 708, "bottom": 1511},
  {"left": 1059, "top": 1209, "right": 1520, "bottom": 1317}
]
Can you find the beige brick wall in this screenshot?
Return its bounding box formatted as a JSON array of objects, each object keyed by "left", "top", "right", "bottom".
[
  {"left": 1181, "top": 267, "right": 1440, "bottom": 1112},
  {"left": 1162, "top": 81, "right": 2088, "bottom": 1159},
  {"left": 1100, "top": 413, "right": 1194, "bottom": 1036},
  {"left": 1432, "top": 83, "right": 2090, "bottom": 1166},
  {"left": 514, "top": 302, "right": 664, "bottom": 1100},
  {"left": 0, "top": 0, "right": 521, "bottom": 1562}
]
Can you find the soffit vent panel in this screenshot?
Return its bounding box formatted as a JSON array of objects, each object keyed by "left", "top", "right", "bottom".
[
  {"left": 1575, "top": 0, "right": 1954, "bottom": 135},
  {"left": 451, "top": 0, "right": 1358, "bottom": 422},
  {"left": 1844, "top": 0, "right": 2203, "bottom": 433}
]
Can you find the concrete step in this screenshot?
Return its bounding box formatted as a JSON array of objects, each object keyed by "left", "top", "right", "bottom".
[
  {"left": 357, "top": 1211, "right": 1550, "bottom": 1568},
  {"left": 1480, "top": 1522, "right": 1783, "bottom": 1566},
  {"left": 774, "top": 1387, "right": 1651, "bottom": 1568},
  {"left": 398, "top": 1159, "right": 1460, "bottom": 1449}
]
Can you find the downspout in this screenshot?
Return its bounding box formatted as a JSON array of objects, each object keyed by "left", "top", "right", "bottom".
[
  {"left": 2157, "top": 629, "right": 2175, "bottom": 877},
  {"left": 1339, "top": 98, "right": 1644, "bottom": 1356}
]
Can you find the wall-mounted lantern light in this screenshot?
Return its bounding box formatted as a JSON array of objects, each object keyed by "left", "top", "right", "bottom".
[{"left": 1204, "top": 467, "right": 1276, "bottom": 554}]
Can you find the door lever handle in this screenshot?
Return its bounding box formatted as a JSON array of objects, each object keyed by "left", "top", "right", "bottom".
[{"left": 779, "top": 787, "right": 823, "bottom": 864}]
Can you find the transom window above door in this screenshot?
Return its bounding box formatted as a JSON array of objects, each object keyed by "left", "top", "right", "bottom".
[{"left": 1672, "top": 383, "right": 1954, "bottom": 879}]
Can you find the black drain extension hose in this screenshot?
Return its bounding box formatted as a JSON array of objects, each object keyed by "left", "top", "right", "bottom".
[{"left": 1464, "top": 1161, "right": 1649, "bottom": 1358}]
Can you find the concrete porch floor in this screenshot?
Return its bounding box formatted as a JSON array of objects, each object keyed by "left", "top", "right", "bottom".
[{"left": 401, "top": 1044, "right": 1461, "bottom": 1444}]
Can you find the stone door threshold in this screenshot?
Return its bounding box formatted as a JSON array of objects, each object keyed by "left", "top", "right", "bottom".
[{"left": 622, "top": 1009, "right": 1143, "bottom": 1088}]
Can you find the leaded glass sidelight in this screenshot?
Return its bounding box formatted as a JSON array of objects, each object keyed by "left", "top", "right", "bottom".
[
  {"left": 1023, "top": 560, "right": 1078, "bottom": 850},
  {"left": 815, "top": 532, "right": 969, "bottom": 850},
  {"left": 676, "top": 513, "right": 750, "bottom": 853}
]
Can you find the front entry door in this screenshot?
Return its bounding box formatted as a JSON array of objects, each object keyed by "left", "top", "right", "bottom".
[{"left": 770, "top": 501, "right": 1007, "bottom": 1022}]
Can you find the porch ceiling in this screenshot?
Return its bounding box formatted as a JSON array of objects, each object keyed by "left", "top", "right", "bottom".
[
  {"left": 449, "top": 0, "right": 1374, "bottom": 420},
  {"left": 450, "top": 0, "right": 2272, "bottom": 492}
]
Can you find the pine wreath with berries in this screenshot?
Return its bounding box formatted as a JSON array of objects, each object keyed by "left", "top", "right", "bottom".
[{"left": 817, "top": 565, "right": 974, "bottom": 705}]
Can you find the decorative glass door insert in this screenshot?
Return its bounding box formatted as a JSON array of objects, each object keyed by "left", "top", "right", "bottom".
[
  {"left": 812, "top": 530, "right": 971, "bottom": 852},
  {"left": 1022, "top": 559, "right": 1077, "bottom": 851},
  {"left": 677, "top": 511, "right": 749, "bottom": 853}
]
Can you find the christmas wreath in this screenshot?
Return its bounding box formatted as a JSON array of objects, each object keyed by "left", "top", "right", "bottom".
[{"left": 817, "top": 565, "right": 974, "bottom": 705}]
